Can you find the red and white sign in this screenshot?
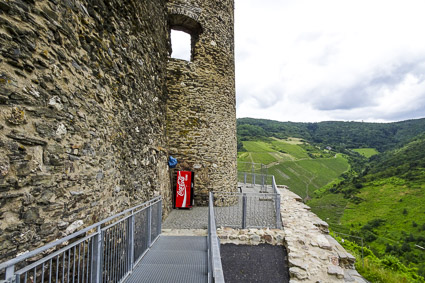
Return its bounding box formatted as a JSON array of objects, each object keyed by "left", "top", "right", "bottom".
[{"left": 175, "top": 171, "right": 193, "bottom": 208}]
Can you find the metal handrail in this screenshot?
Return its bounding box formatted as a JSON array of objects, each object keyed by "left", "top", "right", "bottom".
[
  {"left": 212, "top": 191, "right": 280, "bottom": 229},
  {"left": 0, "top": 196, "right": 160, "bottom": 271},
  {"left": 208, "top": 192, "right": 225, "bottom": 283},
  {"left": 1, "top": 196, "right": 162, "bottom": 283},
  {"left": 237, "top": 171, "right": 274, "bottom": 191},
  {"left": 238, "top": 172, "right": 282, "bottom": 229}
]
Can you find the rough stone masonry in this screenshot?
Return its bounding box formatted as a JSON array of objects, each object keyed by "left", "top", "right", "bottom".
[{"left": 0, "top": 0, "right": 237, "bottom": 261}]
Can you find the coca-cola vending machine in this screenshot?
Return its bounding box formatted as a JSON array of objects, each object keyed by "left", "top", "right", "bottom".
[{"left": 174, "top": 171, "right": 194, "bottom": 208}]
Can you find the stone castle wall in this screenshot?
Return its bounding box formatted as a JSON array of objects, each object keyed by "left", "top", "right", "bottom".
[
  {"left": 0, "top": 0, "right": 173, "bottom": 260},
  {"left": 166, "top": 0, "right": 237, "bottom": 204},
  {"left": 0, "top": 0, "right": 236, "bottom": 261}
]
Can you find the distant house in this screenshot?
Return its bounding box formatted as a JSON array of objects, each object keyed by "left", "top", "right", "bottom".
[{"left": 326, "top": 146, "right": 332, "bottom": 150}]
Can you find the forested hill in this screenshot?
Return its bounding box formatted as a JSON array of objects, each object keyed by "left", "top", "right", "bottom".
[
  {"left": 237, "top": 117, "right": 425, "bottom": 152},
  {"left": 366, "top": 134, "right": 425, "bottom": 180}
]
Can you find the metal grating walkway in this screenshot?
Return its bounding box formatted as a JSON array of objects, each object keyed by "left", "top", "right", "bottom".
[{"left": 125, "top": 236, "right": 208, "bottom": 283}]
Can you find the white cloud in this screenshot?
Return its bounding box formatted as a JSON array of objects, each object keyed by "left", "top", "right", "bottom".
[
  {"left": 171, "top": 30, "right": 191, "bottom": 61},
  {"left": 235, "top": 0, "right": 425, "bottom": 122}
]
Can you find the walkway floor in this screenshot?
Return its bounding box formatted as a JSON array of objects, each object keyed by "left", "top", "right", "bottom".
[
  {"left": 162, "top": 207, "right": 208, "bottom": 229},
  {"left": 162, "top": 183, "right": 276, "bottom": 230},
  {"left": 125, "top": 236, "right": 208, "bottom": 283}
]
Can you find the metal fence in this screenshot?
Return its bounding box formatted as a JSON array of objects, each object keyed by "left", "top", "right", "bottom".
[
  {"left": 0, "top": 197, "right": 162, "bottom": 283},
  {"left": 212, "top": 191, "right": 281, "bottom": 229},
  {"left": 237, "top": 171, "right": 274, "bottom": 192},
  {"left": 208, "top": 192, "right": 224, "bottom": 283}
]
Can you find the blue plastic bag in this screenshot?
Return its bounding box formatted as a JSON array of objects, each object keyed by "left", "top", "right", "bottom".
[{"left": 168, "top": 156, "right": 177, "bottom": 168}]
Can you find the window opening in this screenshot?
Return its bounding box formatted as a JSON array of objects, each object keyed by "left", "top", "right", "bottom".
[{"left": 171, "top": 29, "right": 191, "bottom": 61}]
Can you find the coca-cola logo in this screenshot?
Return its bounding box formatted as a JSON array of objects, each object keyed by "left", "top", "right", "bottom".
[{"left": 177, "top": 176, "right": 186, "bottom": 197}]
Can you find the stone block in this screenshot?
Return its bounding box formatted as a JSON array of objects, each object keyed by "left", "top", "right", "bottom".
[
  {"left": 327, "top": 265, "right": 344, "bottom": 279},
  {"left": 65, "top": 220, "right": 84, "bottom": 235},
  {"left": 290, "top": 267, "right": 308, "bottom": 280}
]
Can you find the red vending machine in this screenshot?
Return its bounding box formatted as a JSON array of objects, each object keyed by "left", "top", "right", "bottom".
[{"left": 174, "top": 171, "right": 194, "bottom": 208}]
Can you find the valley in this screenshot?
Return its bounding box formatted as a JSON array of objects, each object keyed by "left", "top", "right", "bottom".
[{"left": 237, "top": 118, "right": 425, "bottom": 282}]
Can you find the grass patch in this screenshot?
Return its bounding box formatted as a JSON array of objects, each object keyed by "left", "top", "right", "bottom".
[
  {"left": 269, "top": 139, "right": 310, "bottom": 159},
  {"left": 308, "top": 193, "right": 349, "bottom": 227},
  {"left": 237, "top": 152, "right": 252, "bottom": 163},
  {"left": 250, "top": 152, "right": 277, "bottom": 165},
  {"left": 278, "top": 137, "right": 304, "bottom": 145},
  {"left": 242, "top": 141, "right": 275, "bottom": 152},
  {"left": 353, "top": 148, "right": 379, "bottom": 158}
]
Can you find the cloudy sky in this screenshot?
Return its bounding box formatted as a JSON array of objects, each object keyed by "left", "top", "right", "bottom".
[{"left": 234, "top": 0, "right": 425, "bottom": 122}]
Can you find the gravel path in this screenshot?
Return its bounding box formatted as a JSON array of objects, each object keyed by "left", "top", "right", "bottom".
[{"left": 220, "top": 244, "right": 289, "bottom": 283}]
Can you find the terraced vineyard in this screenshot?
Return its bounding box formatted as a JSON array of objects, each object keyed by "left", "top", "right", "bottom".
[
  {"left": 238, "top": 138, "right": 349, "bottom": 199},
  {"left": 270, "top": 156, "right": 349, "bottom": 199}
]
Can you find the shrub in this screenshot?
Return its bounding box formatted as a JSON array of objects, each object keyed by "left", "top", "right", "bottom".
[{"left": 331, "top": 233, "right": 425, "bottom": 283}]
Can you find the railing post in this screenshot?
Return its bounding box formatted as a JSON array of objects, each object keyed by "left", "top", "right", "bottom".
[
  {"left": 158, "top": 199, "right": 162, "bottom": 235},
  {"left": 275, "top": 194, "right": 282, "bottom": 229},
  {"left": 91, "top": 226, "right": 103, "bottom": 283},
  {"left": 5, "top": 265, "right": 14, "bottom": 283},
  {"left": 242, "top": 193, "right": 247, "bottom": 229},
  {"left": 128, "top": 211, "right": 135, "bottom": 271},
  {"left": 244, "top": 172, "right": 247, "bottom": 184},
  {"left": 147, "top": 205, "right": 152, "bottom": 247},
  {"left": 208, "top": 193, "right": 211, "bottom": 236},
  {"left": 253, "top": 173, "right": 256, "bottom": 186},
  {"left": 208, "top": 192, "right": 212, "bottom": 281}
]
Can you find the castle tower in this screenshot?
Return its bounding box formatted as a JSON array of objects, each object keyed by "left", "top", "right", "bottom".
[{"left": 166, "top": 0, "right": 237, "bottom": 204}]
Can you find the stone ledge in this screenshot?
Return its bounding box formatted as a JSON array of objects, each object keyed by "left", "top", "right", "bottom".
[
  {"left": 217, "top": 227, "right": 285, "bottom": 246},
  {"left": 278, "top": 187, "right": 367, "bottom": 283},
  {"left": 161, "top": 229, "right": 207, "bottom": 236}
]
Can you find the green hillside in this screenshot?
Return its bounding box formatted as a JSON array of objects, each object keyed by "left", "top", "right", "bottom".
[
  {"left": 237, "top": 138, "right": 349, "bottom": 199},
  {"left": 237, "top": 117, "right": 425, "bottom": 281},
  {"left": 309, "top": 137, "right": 425, "bottom": 279}
]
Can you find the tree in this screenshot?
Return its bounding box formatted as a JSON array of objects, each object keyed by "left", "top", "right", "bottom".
[{"left": 237, "top": 139, "right": 245, "bottom": 151}]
